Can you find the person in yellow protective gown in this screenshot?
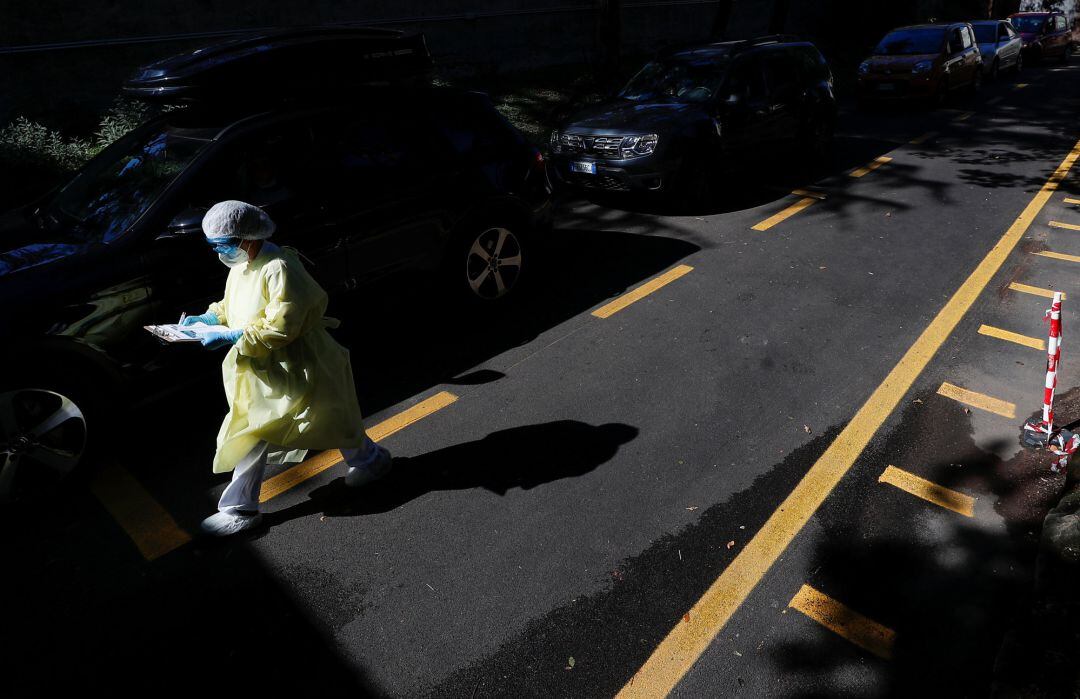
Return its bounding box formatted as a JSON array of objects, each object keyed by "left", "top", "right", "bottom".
[{"left": 180, "top": 200, "right": 392, "bottom": 537}]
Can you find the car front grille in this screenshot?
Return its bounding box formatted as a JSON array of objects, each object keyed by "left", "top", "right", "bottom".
[
  {"left": 561, "top": 134, "right": 624, "bottom": 158},
  {"left": 568, "top": 172, "right": 631, "bottom": 191}
]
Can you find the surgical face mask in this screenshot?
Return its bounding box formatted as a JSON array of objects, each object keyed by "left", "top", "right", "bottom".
[{"left": 208, "top": 238, "right": 248, "bottom": 268}]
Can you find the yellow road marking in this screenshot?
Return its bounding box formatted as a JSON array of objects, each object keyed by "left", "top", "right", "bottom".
[
  {"left": 878, "top": 465, "right": 975, "bottom": 517},
  {"left": 849, "top": 155, "right": 893, "bottom": 178},
  {"left": 937, "top": 382, "right": 1016, "bottom": 418},
  {"left": 751, "top": 197, "right": 817, "bottom": 231},
  {"left": 1008, "top": 282, "right": 1066, "bottom": 299},
  {"left": 909, "top": 131, "right": 938, "bottom": 145},
  {"left": 977, "top": 324, "right": 1046, "bottom": 350},
  {"left": 791, "top": 188, "right": 827, "bottom": 200},
  {"left": 90, "top": 463, "right": 191, "bottom": 561},
  {"left": 1015, "top": 83, "right": 1029, "bottom": 89},
  {"left": 1035, "top": 250, "right": 1080, "bottom": 264},
  {"left": 1049, "top": 220, "right": 1080, "bottom": 231},
  {"left": 1064, "top": 198, "right": 1080, "bottom": 205},
  {"left": 591, "top": 265, "right": 694, "bottom": 319},
  {"left": 953, "top": 111, "right": 975, "bottom": 121},
  {"left": 616, "top": 137, "right": 1080, "bottom": 699},
  {"left": 789, "top": 585, "right": 895, "bottom": 660},
  {"left": 258, "top": 391, "right": 459, "bottom": 502}
]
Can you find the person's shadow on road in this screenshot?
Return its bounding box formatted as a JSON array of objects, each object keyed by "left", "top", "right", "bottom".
[{"left": 262, "top": 420, "right": 638, "bottom": 526}]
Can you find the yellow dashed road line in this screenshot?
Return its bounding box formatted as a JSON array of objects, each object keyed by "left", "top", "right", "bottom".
[
  {"left": 978, "top": 324, "right": 1046, "bottom": 350},
  {"left": 616, "top": 137, "right": 1080, "bottom": 699},
  {"left": 1064, "top": 197, "right": 1080, "bottom": 205},
  {"left": 751, "top": 197, "right": 818, "bottom": 231},
  {"left": 1015, "top": 83, "right": 1030, "bottom": 89},
  {"left": 849, "top": 155, "right": 893, "bottom": 178},
  {"left": 937, "top": 382, "right": 1016, "bottom": 418},
  {"left": 1008, "top": 282, "right": 1066, "bottom": 299},
  {"left": 788, "top": 584, "right": 896, "bottom": 660},
  {"left": 953, "top": 111, "right": 975, "bottom": 121},
  {"left": 1049, "top": 220, "right": 1080, "bottom": 231},
  {"left": 259, "top": 391, "right": 459, "bottom": 502},
  {"left": 1035, "top": 250, "right": 1080, "bottom": 264},
  {"left": 878, "top": 465, "right": 975, "bottom": 517},
  {"left": 909, "top": 131, "right": 938, "bottom": 145},
  {"left": 90, "top": 463, "right": 191, "bottom": 561},
  {"left": 591, "top": 265, "right": 694, "bottom": 319}
]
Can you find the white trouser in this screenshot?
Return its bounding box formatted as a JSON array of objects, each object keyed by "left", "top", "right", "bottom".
[{"left": 218, "top": 437, "right": 381, "bottom": 513}]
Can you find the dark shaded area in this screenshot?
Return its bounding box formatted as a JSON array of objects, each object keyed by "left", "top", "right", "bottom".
[
  {"left": 264, "top": 420, "right": 638, "bottom": 526},
  {"left": 424, "top": 425, "right": 845, "bottom": 697}
]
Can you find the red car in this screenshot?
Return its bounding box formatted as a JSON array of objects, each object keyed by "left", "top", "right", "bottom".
[
  {"left": 858, "top": 23, "right": 982, "bottom": 103},
  {"left": 1009, "top": 11, "right": 1073, "bottom": 63}
]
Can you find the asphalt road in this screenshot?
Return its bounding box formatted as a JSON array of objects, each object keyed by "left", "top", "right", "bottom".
[{"left": 5, "top": 61, "right": 1080, "bottom": 697}]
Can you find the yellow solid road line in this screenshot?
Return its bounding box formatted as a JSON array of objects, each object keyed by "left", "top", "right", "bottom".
[
  {"left": 953, "top": 111, "right": 975, "bottom": 121},
  {"left": 878, "top": 465, "right": 975, "bottom": 517},
  {"left": 751, "top": 197, "right": 818, "bottom": 231},
  {"left": 849, "top": 155, "right": 893, "bottom": 178},
  {"left": 1049, "top": 220, "right": 1080, "bottom": 231},
  {"left": 1008, "top": 282, "right": 1066, "bottom": 299},
  {"left": 789, "top": 584, "right": 895, "bottom": 660},
  {"left": 937, "top": 382, "right": 1016, "bottom": 418},
  {"left": 616, "top": 137, "right": 1080, "bottom": 699},
  {"left": 1064, "top": 198, "right": 1080, "bottom": 205},
  {"left": 592, "top": 265, "right": 694, "bottom": 319},
  {"left": 90, "top": 463, "right": 191, "bottom": 561},
  {"left": 909, "top": 131, "right": 938, "bottom": 145},
  {"left": 1035, "top": 250, "right": 1080, "bottom": 264},
  {"left": 978, "top": 324, "right": 1046, "bottom": 350},
  {"left": 259, "top": 391, "right": 459, "bottom": 502}
]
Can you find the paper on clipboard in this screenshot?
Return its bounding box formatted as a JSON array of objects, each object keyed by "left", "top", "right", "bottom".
[{"left": 144, "top": 322, "right": 232, "bottom": 343}]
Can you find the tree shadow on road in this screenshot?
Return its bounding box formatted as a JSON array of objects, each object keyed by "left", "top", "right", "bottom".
[{"left": 262, "top": 420, "right": 639, "bottom": 526}]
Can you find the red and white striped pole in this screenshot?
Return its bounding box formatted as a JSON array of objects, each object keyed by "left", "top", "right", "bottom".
[{"left": 1042, "top": 292, "right": 1063, "bottom": 446}]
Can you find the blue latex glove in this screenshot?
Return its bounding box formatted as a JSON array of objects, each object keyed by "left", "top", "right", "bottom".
[
  {"left": 201, "top": 328, "right": 244, "bottom": 350},
  {"left": 181, "top": 312, "right": 219, "bottom": 327}
]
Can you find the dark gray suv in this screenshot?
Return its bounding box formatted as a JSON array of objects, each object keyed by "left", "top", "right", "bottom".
[{"left": 548, "top": 35, "right": 836, "bottom": 197}]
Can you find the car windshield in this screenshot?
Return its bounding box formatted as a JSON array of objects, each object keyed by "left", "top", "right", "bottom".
[
  {"left": 973, "top": 24, "right": 999, "bottom": 43},
  {"left": 1011, "top": 16, "right": 1047, "bottom": 33},
  {"left": 620, "top": 57, "right": 730, "bottom": 103},
  {"left": 873, "top": 28, "right": 946, "bottom": 55},
  {"left": 43, "top": 123, "right": 217, "bottom": 243}
]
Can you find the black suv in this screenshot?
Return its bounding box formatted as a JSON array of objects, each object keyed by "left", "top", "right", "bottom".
[
  {"left": 548, "top": 36, "right": 835, "bottom": 196},
  {"left": 0, "top": 28, "right": 551, "bottom": 496}
]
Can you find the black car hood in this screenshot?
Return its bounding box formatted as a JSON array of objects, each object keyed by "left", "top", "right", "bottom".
[
  {"left": 0, "top": 209, "right": 92, "bottom": 277},
  {"left": 562, "top": 99, "right": 710, "bottom": 135}
]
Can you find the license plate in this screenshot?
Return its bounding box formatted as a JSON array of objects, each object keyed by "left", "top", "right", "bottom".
[
  {"left": 877, "top": 83, "right": 896, "bottom": 92},
  {"left": 570, "top": 161, "right": 597, "bottom": 175}
]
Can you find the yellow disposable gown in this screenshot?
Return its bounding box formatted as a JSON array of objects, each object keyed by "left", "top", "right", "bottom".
[{"left": 205, "top": 243, "right": 367, "bottom": 473}]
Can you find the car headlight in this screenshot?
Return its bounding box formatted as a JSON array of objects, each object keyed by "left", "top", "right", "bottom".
[
  {"left": 621, "top": 134, "right": 658, "bottom": 158},
  {"left": 858, "top": 60, "right": 871, "bottom": 75},
  {"left": 549, "top": 130, "right": 561, "bottom": 154},
  {"left": 912, "top": 60, "right": 933, "bottom": 75}
]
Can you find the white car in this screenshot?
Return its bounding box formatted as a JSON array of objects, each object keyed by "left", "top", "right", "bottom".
[{"left": 972, "top": 19, "right": 1024, "bottom": 79}]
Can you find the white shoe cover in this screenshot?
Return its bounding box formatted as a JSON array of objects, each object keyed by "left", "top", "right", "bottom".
[
  {"left": 345, "top": 447, "right": 393, "bottom": 488},
  {"left": 201, "top": 510, "right": 263, "bottom": 537}
]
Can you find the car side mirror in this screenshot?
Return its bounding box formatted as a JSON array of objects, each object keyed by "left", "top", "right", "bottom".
[
  {"left": 724, "top": 92, "right": 743, "bottom": 107},
  {"left": 157, "top": 206, "right": 207, "bottom": 241}
]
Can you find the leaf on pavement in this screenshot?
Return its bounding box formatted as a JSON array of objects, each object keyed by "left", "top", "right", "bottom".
[{"left": 727, "top": 540, "right": 735, "bottom": 549}]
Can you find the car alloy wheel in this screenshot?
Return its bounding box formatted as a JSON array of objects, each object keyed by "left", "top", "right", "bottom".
[
  {"left": 465, "top": 227, "right": 524, "bottom": 301},
  {"left": 0, "top": 389, "right": 87, "bottom": 502}
]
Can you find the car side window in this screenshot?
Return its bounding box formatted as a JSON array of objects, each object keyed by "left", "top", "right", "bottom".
[
  {"left": 999, "top": 24, "right": 1010, "bottom": 40},
  {"left": 725, "top": 57, "right": 767, "bottom": 102},
  {"left": 961, "top": 26, "right": 974, "bottom": 49},
  {"left": 763, "top": 52, "right": 799, "bottom": 97},
  {"left": 1056, "top": 16, "right": 1067, "bottom": 31},
  {"left": 949, "top": 28, "right": 965, "bottom": 53},
  {"left": 315, "top": 114, "right": 443, "bottom": 197}
]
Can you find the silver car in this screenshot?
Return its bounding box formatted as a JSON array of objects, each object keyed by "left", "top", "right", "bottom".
[{"left": 972, "top": 19, "right": 1024, "bottom": 78}]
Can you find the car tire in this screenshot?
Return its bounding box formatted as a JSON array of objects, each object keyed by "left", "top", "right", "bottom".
[
  {"left": 1015, "top": 53, "right": 1023, "bottom": 74},
  {"left": 801, "top": 111, "right": 834, "bottom": 165},
  {"left": 1060, "top": 45, "right": 1070, "bottom": 64},
  {"left": 446, "top": 217, "right": 532, "bottom": 307},
  {"left": 990, "top": 58, "right": 1000, "bottom": 81},
  {"left": 968, "top": 69, "right": 982, "bottom": 94},
  {"left": 671, "top": 159, "right": 713, "bottom": 210}
]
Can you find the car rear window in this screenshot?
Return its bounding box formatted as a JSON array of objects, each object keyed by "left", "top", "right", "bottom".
[
  {"left": 1011, "top": 16, "right": 1047, "bottom": 33},
  {"left": 874, "top": 27, "right": 946, "bottom": 55}
]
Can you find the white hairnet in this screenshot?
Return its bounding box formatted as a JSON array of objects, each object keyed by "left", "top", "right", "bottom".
[{"left": 202, "top": 200, "right": 276, "bottom": 240}]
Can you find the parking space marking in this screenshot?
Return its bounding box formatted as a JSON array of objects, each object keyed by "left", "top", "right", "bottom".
[
  {"left": 616, "top": 138, "right": 1080, "bottom": 699},
  {"left": 788, "top": 584, "right": 895, "bottom": 660},
  {"left": 953, "top": 111, "right": 975, "bottom": 121},
  {"left": 937, "top": 382, "right": 1016, "bottom": 418},
  {"left": 1049, "top": 220, "right": 1080, "bottom": 231},
  {"left": 259, "top": 391, "right": 459, "bottom": 502},
  {"left": 878, "top": 465, "right": 975, "bottom": 517},
  {"left": 978, "top": 323, "right": 1046, "bottom": 350},
  {"left": 909, "top": 131, "right": 938, "bottom": 145},
  {"left": 1008, "top": 282, "right": 1067, "bottom": 299},
  {"left": 1064, "top": 197, "right": 1080, "bottom": 205},
  {"left": 849, "top": 155, "right": 893, "bottom": 178},
  {"left": 751, "top": 197, "right": 817, "bottom": 231},
  {"left": 591, "top": 265, "right": 694, "bottom": 319},
  {"left": 90, "top": 463, "right": 191, "bottom": 561},
  {"left": 1035, "top": 250, "right": 1080, "bottom": 264}
]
